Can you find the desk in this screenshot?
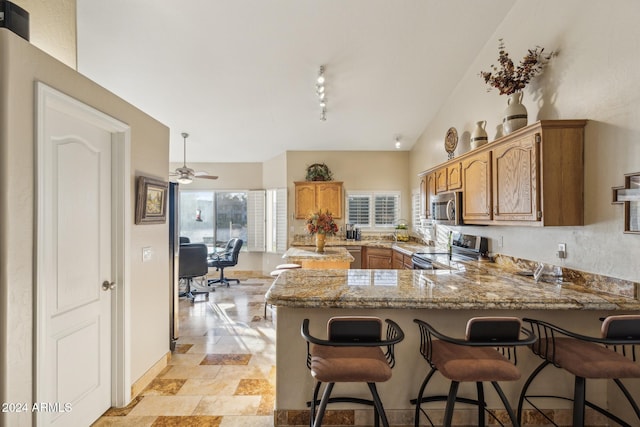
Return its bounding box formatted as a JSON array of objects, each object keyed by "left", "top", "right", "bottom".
[{"left": 282, "top": 246, "right": 354, "bottom": 269}]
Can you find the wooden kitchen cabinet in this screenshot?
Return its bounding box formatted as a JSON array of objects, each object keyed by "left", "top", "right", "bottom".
[
  {"left": 363, "top": 247, "right": 393, "bottom": 269},
  {"left": 462, "top": 150, "right": 492, "bottom": 222},
  {"left": 492, "top": 132, "right": 539, "bottom": 222},
  {"left": 418, "top": 120, "right": 587, "bottom": 227},
  {"left": 294, "top": 181, "right": 343, "bottom": 219},
  {"left": 419, "top": 172, "right": 436, "bottom": 218},
  {"left": 447, "top": 162, "right": 462, "bottom": 191},
  {"left": 393, "top": 249, "right": 413, "bottom": 269},
  {"left": 435, "top": 163, "right": 461, "bottom": 193},
  {"left": 491, "top": 121, "right": 586, "bottom": 225}
]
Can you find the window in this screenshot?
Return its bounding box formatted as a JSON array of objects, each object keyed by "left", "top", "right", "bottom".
[
  {"left": 180, "top": 190, "right": 263, "bottom": 251},
  {"left": 346, "top": 192, "right": 400, "bottom": 229}
]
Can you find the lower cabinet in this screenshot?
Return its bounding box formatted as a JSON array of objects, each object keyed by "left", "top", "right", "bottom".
[
  {"left": 393, "top": 249, "right": 413, "bottom": 269},
  {"left": 362, "top": 247, "right": 393, "bottom": 269}
]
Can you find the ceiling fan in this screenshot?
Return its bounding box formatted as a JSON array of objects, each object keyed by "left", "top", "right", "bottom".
[{"left": 170, "top": 132, "right": 218, "bottom": 184}]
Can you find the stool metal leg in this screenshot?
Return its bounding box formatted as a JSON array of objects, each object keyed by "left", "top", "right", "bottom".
[
  {"left": 443, "top": 381, "right": 460, "bottom": 427},
  {"left": 491, "top": 381, "right": 520, "bottom": 427},
  {"left": 476, "top": 382, "right": 485, "bottom": 427},
  {"left": 313, "top": 382, "right": 334, "bottom": 427},
  {"left": 613, "top": 378, "right": 640, "bottom": 421},
  {"left": 517, "top": 360, "right": 550, "bottom": 424},
  {"left": 310, "top": 381, "right": 322, "bottom": 427},
  {"left": 367, "top": 382, "right": 389, "bottom": 427},
  {"left": 413, "top": 367, "right": 437, "bottom": 427},
  {"left": 573, "top": 376, "right": 586, "bottom": 427}
]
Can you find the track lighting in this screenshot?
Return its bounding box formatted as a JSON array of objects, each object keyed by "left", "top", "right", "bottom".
[{"left": 316, "top": 66, "right": 327, "bottom": 121}]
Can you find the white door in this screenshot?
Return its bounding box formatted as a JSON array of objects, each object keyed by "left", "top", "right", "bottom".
[{"left": 37, "top": 91, "right": 114, "bottom": 425}]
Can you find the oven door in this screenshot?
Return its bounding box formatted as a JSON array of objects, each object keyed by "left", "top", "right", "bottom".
[{"left": 431, "top": 192, "right": 463, "bottom": 225}]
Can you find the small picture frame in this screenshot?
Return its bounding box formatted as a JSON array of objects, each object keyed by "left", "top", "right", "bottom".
[{"left": 135, "top": 176, "right": 168, "bottom": 224}]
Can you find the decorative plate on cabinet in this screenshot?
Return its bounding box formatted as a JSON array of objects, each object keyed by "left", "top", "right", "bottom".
[{"left": 445, "top": 127, "right": 458, "bottom": 156}]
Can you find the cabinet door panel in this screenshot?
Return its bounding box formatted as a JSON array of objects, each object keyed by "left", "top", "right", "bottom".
[
  {"left": 435, "top": 168, "right": 448, "bottom": 193},
  {"left": 317, "top": 182, "right": 343, "bottom": 218},
  {"left": 447, "top": 163, "right": 462, "bottom": 190},
  {"left": 295, "top": 184, "right": 316, "bottom": 219},
  {"left": 462, "top": 151, "right": 491, "bottom": 222},
  {"left": 492, "top": 134, "right": 539, "bottom": 221}
]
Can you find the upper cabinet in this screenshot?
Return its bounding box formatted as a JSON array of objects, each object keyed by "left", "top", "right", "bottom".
[
  {"left": 435, "top": 162, "right": 462, "bottom": 193},
  {"left": 462, "top": 150, "right": 492, "bottom": 222},
  {"left": 419, "top": 172, "right": 436, "bottom": 218},
  {"left": 294, "top": 181, "right": 343, "bottom": 219},
  {"left": 419, "top": 120, "right": 587, "bottom": 227}
]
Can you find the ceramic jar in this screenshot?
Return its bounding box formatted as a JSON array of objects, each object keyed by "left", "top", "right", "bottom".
[
  {"left": 502, "top": 92, "right": 528, "bottom": 134},
  {"left": 470, "top": 120, "right": 488, "bottom": 149}
]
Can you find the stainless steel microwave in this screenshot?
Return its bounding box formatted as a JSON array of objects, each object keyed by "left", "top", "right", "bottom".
[{"left": 431, "top": 191, "right": 463, "bottom": 225}]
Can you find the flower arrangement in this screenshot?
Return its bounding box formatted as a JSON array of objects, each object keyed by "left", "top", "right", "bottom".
[
  {"left": 480, "top": 39, "right": 554, "bottom": 95},
  {"left": 306, "top": 209, "right": 338, "bottom": 235}
]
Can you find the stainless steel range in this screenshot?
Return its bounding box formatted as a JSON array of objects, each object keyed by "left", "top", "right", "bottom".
[{"left": 412, "top": 232, "right": 489, "bottom": 270}]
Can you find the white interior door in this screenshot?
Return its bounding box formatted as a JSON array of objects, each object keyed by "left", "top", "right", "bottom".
[{"left": 37, "top": 88, "right": 117, "bottom": 426}]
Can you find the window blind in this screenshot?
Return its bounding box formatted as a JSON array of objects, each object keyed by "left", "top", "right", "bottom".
[{"left": 247, "top": 190, "right": 266, "bottom": 252}]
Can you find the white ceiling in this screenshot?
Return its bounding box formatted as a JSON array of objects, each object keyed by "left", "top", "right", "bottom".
[{"left": 76, "top": 0, "right": 515, "bottom": 163}]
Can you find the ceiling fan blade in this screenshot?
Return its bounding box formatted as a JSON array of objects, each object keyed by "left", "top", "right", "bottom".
[{"left": 195, "top": 174, "right": 218, "bottom": 180}]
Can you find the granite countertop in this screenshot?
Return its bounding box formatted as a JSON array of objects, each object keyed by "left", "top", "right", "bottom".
[
  {"left": 265, "top": 260, "right": 640, "bottom": 311},
  {"left": 282, "top": 246, "right": 355, "bottom": 263}
]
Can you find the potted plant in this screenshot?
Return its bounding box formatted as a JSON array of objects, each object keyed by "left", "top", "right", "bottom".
[
  {"left": 305, "top": 163, "right": 333, "bottom": 181},
  {"left": 480, "top": 39, "right": 554, "bottom": 134}
]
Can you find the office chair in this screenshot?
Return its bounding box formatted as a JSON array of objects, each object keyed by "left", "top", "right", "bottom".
[
  {"left": 179, "top": 236, "right": 190, "bottom": 244},
  {"left": 207, "top": 238, "right": 243, "bottom": 287},
  {"left": 178, "top": 243, "right": 209, "bottom": 302}
]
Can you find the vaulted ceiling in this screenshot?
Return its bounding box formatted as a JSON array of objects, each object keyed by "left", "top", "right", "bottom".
[{"left": 77, "top": 0, "right": 515, "bottom": 163}]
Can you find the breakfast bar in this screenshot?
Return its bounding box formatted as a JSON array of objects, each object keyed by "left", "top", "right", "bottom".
[{"left": 266, "top": 260, "right": 640, "bottom": 426}]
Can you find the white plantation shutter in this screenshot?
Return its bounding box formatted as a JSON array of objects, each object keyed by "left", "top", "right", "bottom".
[
  {"left": 266, "top": 188, "right": 288, "bottom": 253},
  {"left": 347, "top": 194, "right": 371, "bottom": 227},
  {"left": 412, "top": 190, "right": 420, "bottom": 230},
  {"left": 347, "top": 191, "right": 400, "bottom": 229},
  {"left": 247, "top": 190, "right": 265, "bottom": 251},
  {"left": 275, "top": 188, "right": 287, "bottom": 253},
  {"left": 374, "top": 193, "right": 399, "bottom": 227}
]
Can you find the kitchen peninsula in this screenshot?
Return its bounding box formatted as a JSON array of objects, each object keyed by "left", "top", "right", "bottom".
[
  {"left": 282, "top": 246, "right": 354, "bottom": 269},
  {"left": 266, "top": 261, "right": 640, "bottom": 426}
]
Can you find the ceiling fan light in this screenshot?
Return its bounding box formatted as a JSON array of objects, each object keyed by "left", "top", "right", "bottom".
[{"left": 177, "top": 175, "right": 193, "bottom": 184}]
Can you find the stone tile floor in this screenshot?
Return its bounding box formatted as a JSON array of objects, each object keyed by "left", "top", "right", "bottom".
[{"left": 93, "top": 277, "right": 276, "bottom": 427}]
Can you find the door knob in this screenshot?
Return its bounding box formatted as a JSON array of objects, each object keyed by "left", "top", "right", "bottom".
[{"left": 102, "top": 280, "right": 116, "bottom": 291}]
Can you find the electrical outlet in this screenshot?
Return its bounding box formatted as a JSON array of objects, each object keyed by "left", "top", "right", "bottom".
[{"left": 557, "top": 243, "right": 566, "bottom": 259}]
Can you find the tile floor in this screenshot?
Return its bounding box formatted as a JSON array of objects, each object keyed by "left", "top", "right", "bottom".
[{"left": 93, "top": 276, "right": 277, "bottom": 427}]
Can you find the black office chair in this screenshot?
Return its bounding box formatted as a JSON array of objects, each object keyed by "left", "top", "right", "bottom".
[
  {"left": 207, "top": 238, "right": 243, "bottom": 287},
  {"left": 179, "top": 236, "right": 190, "bottom": 244},
  {"left": 179, "top": 243, "right": 209, "bottom": 302}
]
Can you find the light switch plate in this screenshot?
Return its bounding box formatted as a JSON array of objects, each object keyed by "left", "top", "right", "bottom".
[{"left": 142, "top": 247, "right": 153, "bottom": 262}]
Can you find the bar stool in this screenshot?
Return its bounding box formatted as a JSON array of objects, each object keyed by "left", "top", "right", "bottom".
[
  {"left": 301, "top": 317, "right": 404, "bottom": 427},
  {"left": 412, "top": 317, "right": 536, "bottom": 427},
  {"left": 518, "top": 316, "right": 640, "bottom": 427}
]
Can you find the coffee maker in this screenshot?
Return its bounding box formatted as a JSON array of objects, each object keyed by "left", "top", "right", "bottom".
[{"left": 345, "top": 224, "right": 355, "bottom": 240}]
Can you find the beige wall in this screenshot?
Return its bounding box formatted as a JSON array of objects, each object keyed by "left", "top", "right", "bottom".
[
  {"left": 286, "top": 151, "right": 411, "bottom": 236},
  {"left": 410, "top": 0, "right": 640, "bottom": 282},
  {"left": 12, "top": 0, "right": 77, "bottom": 69},
  {"left": 0, "top": 29, "right": 168, "bottom": 425}
]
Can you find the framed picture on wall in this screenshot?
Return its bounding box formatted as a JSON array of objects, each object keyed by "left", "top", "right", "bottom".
[{"left": 135, "top": 176, "right": 168, "bottom": 224}]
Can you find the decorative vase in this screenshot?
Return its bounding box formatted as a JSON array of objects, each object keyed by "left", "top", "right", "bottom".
[
  {"left": 470, "top": 120, "right": 488, "bottom": 149},
  {"left": 502, "top": 92, "right": 528, "bottom": 134},
  {"left": 315, "top": 233, "right": 325, "bottom": 253}
]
